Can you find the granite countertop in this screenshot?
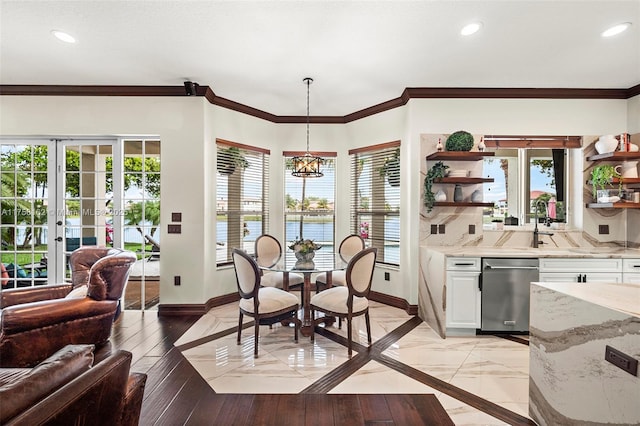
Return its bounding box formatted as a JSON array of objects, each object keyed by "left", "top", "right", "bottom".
[
  {"left": 423, "top": 246, "right": 640, "bottom": 258},
  {"left": 532, "top": 281, "right": 640, "bottom": 317}
]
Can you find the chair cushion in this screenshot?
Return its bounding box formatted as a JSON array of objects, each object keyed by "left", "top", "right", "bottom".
[
  {"left": 310, "top": 286, "right": 368, "bottom": 314},
  {"left": 315, "top": 270, "right": 346, "bottom": 286},
  {"left": 239, "top": 287, "right": 299, "bottom": 314},
  {"left": 65, "top": 285, "right": 88, "bottom": 299},
  {"left": 261, "top": 271, "right": 304, "bottom": 288},
  {"left": 6, "top": 263, "right": 27, "bottom": 278}
]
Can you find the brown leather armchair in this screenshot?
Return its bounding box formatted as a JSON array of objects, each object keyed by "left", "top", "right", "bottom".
[
  {"left": 0, "top": 344, "right": 146, "bottom": 426},
  {"left": 0, "top": 247, "right": 137, "bottom": 367}
]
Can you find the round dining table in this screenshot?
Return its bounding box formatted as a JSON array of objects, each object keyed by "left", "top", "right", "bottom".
[{"left": 255, "top": 250, "right": 350, "bottom": 337}]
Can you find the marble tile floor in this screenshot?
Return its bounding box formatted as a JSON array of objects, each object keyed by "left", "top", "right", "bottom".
[{"left": 175, "top": 295, "right": 533, "bottom": 426}]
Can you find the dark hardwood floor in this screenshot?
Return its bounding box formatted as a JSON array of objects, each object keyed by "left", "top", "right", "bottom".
[{"left": 109, "top": 310, "right": 535, "bottom": 425}]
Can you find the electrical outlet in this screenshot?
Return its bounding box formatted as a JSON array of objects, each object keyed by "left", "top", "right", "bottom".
[
  {"left": 174, "top": 276, "right": 181, "bottom": 286},
  {"left": 605, "top": 345, "right": 638, "bottom": 376},
  {"left": 430, "top": 224, "right": 438, "bottom": 234},
  {"left": 168, "top": 224, "right": 182, "bottom": 234},
  {"left": 384, "top": 272, "right": 390, "bottom": 281},
  {"left": 599, "top": 224, "right": 609, "bottom": 234},
  {"left": 469, "top": 224, "right": 475, "bottom": 234},
  {"left": 438, "top": 224, "right": 445, "bottom": 234}
]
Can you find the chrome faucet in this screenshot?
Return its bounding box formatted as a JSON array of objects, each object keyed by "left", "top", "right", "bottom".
[{"left": 532, "top": 199, "right": 554, "bottom": 248}]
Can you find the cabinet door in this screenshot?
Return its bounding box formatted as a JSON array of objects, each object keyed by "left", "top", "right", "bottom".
[
  {"left": 538, "top": 272, "right": 581, "bottom": 282},
  {"left": 622, "top": 273, "right": 640, "bottom": 286},
  {"left": 446, "top": 271, "right": 480, "bottom": 329}
]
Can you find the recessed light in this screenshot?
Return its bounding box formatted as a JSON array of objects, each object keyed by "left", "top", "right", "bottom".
[
  {"left": 51, "top": 30, "right": 76, "bottom": 43},
  {"left": 601, "top": 22, "right": 631, "bottom": 37},
  {"left": 461, "top": 22, "right": 483, "bottom": 36}
]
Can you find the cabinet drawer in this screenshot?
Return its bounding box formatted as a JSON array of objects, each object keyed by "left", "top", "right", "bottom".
[
  {"left": 538, "top": 272, "right": 622, "bottom": 283},
  {"left": 622, "top": 259, "right": 640, "bottom": 273},
  {"left": 539, "top": 257, "right": 622, "bottom": 273},
  {"left": 446, "top": 257, "right": 481, "bottom": 271}
]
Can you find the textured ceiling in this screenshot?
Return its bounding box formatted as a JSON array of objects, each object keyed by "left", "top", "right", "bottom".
[{"left": 1, "top": 0, "right": 638, "bottom": 116}]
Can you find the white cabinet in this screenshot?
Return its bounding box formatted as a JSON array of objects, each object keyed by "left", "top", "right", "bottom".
[
  {"left": 539, "top": 257, "right": 623, "bottom": 283},
  {"left": 622, "top": 259, "right": 640, "bottom": 286},
  {"left": 446, "top": 257, "right": 481, "bottom": 329}
]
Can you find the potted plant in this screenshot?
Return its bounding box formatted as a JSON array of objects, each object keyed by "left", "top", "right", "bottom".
[
  {"left": 445, "top": 130, "right": 475, "bottom": 151},
  {"left": 377, "top": 148, "right": 400, "bottom": 187},
  {"left": 423, "top": 161, "right": 450, "bottom": 212},
  {"left": 217, "top": 146, "right": 249, "bottom": 175},
  {"left": 590, "top": 164, "right": 622, "bottom": 201},
  {"left": 288, "top": 237, "right": 321, "bottom": 261}
]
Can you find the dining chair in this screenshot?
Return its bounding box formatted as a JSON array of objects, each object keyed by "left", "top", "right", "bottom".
[
  {"left": 255, "top": 234, "right": 304, "bottom": 290},
  {"left": 315, "top": 234, "right": 365, "bottom": 292},
  {"left": 232, "top": 248, "right": 300, "bottom": 357},
  {"left": 309, "top": 247, "right": 377, "bottom": 358}
]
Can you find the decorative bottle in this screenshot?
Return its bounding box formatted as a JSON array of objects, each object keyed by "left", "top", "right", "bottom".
[
  {"left": 454, "top": 184, "right": 463, "bottom": 202},
  {"left": 478, "top": 137, "right": 486, "bottom": 152},
  {"left": 436, "top": 138, "right": 443, "bottom": 152}
]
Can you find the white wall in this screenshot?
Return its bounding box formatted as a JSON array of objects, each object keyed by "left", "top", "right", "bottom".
[{"left": 0, "top": 95, "right": 633, "bottom": 307}]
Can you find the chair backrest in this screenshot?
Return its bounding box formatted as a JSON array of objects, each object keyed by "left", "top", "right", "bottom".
[
  {"left": 338, "top": 234, "right": 365, "bottom": 260},
  {"left": 232, "top": 248, "right": 260, "bottom": 299},
  {"left": 346, "top": 247, "right": 377, "bottom": 296},
  {"left": 254, "top": 234, "right": 282, "bottom": 267}
]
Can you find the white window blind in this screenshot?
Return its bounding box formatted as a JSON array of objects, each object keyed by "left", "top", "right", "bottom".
[
  {"left": 283, "top": 151, "right": 336, "bottom": 251},
  {"left": 349, "top": 141, "right": 400, "bottom": 266},
  {"left": 216, "top": 139, "right": 269, "bottom": 265}
]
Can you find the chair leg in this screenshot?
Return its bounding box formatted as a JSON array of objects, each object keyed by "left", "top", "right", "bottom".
[
  {"left": 310, "top": 307, "right": 315, "bottom": 342},
  {"left": 347, "top": 314, "right": 353, "bottom": 358},
  {"left": 365, "top": 311, "right": 372, "bottom": 346},
  {"left": 338, "top": 317, "right": 342, "bottom": 329},
  {"left": 254, "top": 318, "right": 260, "bottom": 357},
  {"left": 237, "top": 312, "right": 243, "bottom": 345},
  {"left": 293, "top": 312, "right": 299, "bottom": 343}
]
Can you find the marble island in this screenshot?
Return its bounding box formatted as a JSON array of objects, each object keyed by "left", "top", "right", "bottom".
[
  {"left": 529, "top": 281, "right": 640, "bottom": 425},
  {"left": 422, "top": 246, "right": 640, "bottom": 258}
]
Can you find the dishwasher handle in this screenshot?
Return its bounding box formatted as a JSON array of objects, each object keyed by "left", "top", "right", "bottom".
[{"left": 484, "top": 265, "right": 539, "bottom": 270}]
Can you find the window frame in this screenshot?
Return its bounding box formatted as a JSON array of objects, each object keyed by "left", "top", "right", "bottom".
[
  {"left": 349, "top": 141, "right": 401, "bottom": 267},
  {"left": 216, "top": 139, "right": 270, "bottom": 266}
]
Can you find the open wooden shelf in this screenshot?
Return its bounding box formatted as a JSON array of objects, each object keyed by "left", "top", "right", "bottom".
[
  {"left": 435, "top": 177, "right": 494, "bottom": 184},
  {"left": 434, "top": 202, "right": 494, "bottom": 207},
  {"left": 426, "top": 152, "right": 495, "bottom": 161},
  {"left": 586, "top": 152, "right": 640, "bottom": 161},
  {"left": 612, "top": 177, "right": 640, "bottom": 185},
  {"left": 586, "top": 202, "right": 640, "bottom": 209}
]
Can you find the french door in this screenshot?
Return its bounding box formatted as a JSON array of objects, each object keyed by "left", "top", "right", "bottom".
[{"left": 1, "top": 137, "right": 122, "bottom": 286}]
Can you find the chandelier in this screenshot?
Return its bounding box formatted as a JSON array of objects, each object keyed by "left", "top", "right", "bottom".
[{"left": 292, "top": 77, "right": 324, "bottom": 178}]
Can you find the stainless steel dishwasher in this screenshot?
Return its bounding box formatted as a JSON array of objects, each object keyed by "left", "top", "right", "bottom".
[{"left": 481, "top": 258, "right": 539, "bottom": 333}]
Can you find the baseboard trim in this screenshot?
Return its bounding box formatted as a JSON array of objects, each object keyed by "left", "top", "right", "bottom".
[
  {"left": 158, "top": 293, "right": 240, "bottom": 316},
  {"left": 158, "top": 291, "right": 416, "bottom": 317}
]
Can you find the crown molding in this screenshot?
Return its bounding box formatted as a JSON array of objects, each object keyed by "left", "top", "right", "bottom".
[{"left": 1, "top": 83, "right": 638, "bottom": 124}]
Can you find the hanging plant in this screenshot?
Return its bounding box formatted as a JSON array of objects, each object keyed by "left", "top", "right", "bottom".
[
  {"left": 217, "top": 146, "right": 249, "bottom": 175},
  {"left": 377, "top": 148, "right": 400, "bottom": 187},
  {"left": 424, "top": 161, "right": 449, "bottom": 212}
]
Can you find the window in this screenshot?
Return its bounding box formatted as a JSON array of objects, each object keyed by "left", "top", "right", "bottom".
[
  {"left": 283, "top": 151, "right": 336, "bottom": 251},
  {"left": 216, "top": 139, "right": 269, "bottom": 265},
  {"left": 482, "top": 136, "right": 579, "bottom": 226},
  {"left": 349, "top": 141, "right": 400, "bottom": 266}
]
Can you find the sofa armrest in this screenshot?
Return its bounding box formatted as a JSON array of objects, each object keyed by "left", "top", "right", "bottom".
[
  {"left": 119, "top": 372, "right": 147, "bottom": 426},
  {"left": 0, "top": 344, "right": 94, "bottom": 424},
  {"left": 0, "top": 284, "right": 72, "bottom": 308},
  {"left": 1, "top": 298, "right": 115, "bottom": 334}
]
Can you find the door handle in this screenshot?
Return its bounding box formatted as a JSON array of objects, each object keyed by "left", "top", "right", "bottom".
[
  {"left": 55, "top": 237, "right": 63, "bottom": 242},
  {"left": 57, "top": 220, "right": 63, "bottom": 226}
]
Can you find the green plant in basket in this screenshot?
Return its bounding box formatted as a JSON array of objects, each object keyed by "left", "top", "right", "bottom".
[
  {"left": 590, "top": 164, "right": 622, "bottom": 199},
  {"left": 445, "top": 131, "right": 475, "bottom": 151},
  {"left": 424, "top": 161, "right": 449, "bottom": 212}
]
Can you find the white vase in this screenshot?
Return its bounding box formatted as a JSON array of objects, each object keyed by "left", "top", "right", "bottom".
[
  {"left": 434, "top": 190, "right": 446, "bottom": 202},
  {"left": 595, "top": 135, "right": 618, "bottom": 154}
]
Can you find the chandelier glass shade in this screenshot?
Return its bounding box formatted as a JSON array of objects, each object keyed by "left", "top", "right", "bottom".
[{"left": 292, "top": 77, "right": 324, "bottom": 178}]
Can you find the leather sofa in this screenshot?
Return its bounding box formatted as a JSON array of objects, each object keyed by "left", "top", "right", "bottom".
[
  {"left": 0, "top": 344, "right": 146, "bottom": 426},
  {"left": 0, "top": 247, "right": 137, "bottom": 367}
]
